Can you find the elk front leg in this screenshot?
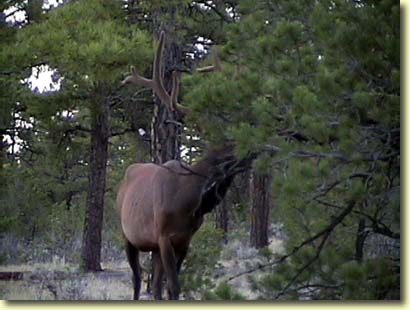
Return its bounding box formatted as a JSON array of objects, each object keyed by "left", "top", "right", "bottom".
[
  {"left": 152, "top": 251, "right": 164, "bottom": 300},
  {"left": 165, "top": 246, "right": 188, "bottom": 300},
  {"left": 158, "top": 236, "right": 180, "bottom": 300}
]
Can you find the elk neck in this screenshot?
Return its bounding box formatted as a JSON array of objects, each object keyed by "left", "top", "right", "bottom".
[{"left": 187, "top": 145, "right": 237, "bottom": 218}]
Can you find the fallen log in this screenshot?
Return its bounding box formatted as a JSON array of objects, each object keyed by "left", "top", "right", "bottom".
[{"left": 0, "top": 271, "right": 24, "bottom": 281}]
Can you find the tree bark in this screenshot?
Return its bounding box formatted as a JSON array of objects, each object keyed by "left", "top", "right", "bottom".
[
  {"left": 151, "top": 101, "right": 181, "bottom": 164},
  {"left": 80, "top": 88, "right": 110, "bottom": 272},
  {"left": 215, "top": 199, "right": 229, "bottom": 244},
  {"left": 250, "top": 171, "right": 272, "bottom": 249},
  {"left": 354, "top": 218, "right": 367, "bottom": 263}
]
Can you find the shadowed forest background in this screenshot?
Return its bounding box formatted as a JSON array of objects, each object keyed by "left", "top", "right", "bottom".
[{"left": 0, "top": 0, "right": 400, "bottom": 300}]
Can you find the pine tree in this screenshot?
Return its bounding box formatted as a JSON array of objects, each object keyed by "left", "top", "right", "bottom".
[
  {"left": 4, "top": 0, "right": 153, "bottom": 271},
  {"left": 183, "top": 0, "right": 400, "bottom": 299}
]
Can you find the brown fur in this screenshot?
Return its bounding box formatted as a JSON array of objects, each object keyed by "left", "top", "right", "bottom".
[{"left": 117, "top": 146, "right": 248, "bottom": 300}]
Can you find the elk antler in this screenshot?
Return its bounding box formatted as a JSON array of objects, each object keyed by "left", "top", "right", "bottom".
[
  {"left": 122, "top": 31, "right": 188, "bottom": 115},
  {"left": 170, "top": 71, "right": 191, "bottom": 115},
  {"left": 196, "top": 47, "right": 223, "bottom": 73}
]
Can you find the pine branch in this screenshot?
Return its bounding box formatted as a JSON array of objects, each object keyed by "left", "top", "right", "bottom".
[
  {"left": 109, "top": 128, "right": 136, "bottom": 137},
  {"left": 227, "top": 201, "right": 356, "bottom": 283},
  {"left": 4, "top": 7, "right": 25, "bottom": 19},
  {"left": 371, "top": 220, "right": 400, "bottom": 239},
  {"left": 273, "top": 225, "right": 331, "bottom": 300},
  {"left": 310, "top": 172, "right": 371, "bottom": 201},
  {"left": 194, "top": 1, "right": 234, "bottom": 23},
  {"left": 290, "top": 150, "right": 351, "bottom": 163},
  {"left": 0, "top": 62, "right": 48, "bottom": 76},
  {"left": 289, "top": 150, "right": 399, "bottom": 165},
  {"left": 314, "top": 198, "right": 400, "bottom": 240}
]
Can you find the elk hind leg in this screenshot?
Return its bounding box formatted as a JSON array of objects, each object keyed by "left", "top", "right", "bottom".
[
  {"left": 125, "top": 241, "right": 141, "bottom": 300},
  {"left": 152, "top": 251, "right": 164, "bottom": 300},
  {"left": 166, "top": 247, "right": 188, "bottom": 299},
  {"left": 176, "top": 247, "right": 188, "bottom": 274},
  {"left": 158, "top": 237, "right": 180, "bottom": 300}
]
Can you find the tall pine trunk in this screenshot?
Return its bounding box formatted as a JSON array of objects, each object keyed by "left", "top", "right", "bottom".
[
  {"left": 250, "top": 171, "right": 272, "bottom": 248},
  {"left": 150, "top": 16, "right": 183, "bottom": 164},
  {"left": 215, "top": 200, "right": 229, "bottom": 244},
  {"left": 81, "top": 89, "right": 110, "bottom": 271},
  {"left": 151, "top": 100, "right": 181, "bottom": 164}
]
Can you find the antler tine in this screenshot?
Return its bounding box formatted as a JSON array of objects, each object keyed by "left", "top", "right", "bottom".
[
  {"left": 171, "top": 71, "right": 192, "bottom": 115},
  {"left": 170, "top": 71, "right": 180, "bottom": 111},
  {"left": 197, "top": 47, "right": 223, "bottom": 73},
  {"left": 121, "top": 66, "right": 154, "bottom": 88},
  {"left": 122, "top": 31, "right": 172, "bottom": 108},
  {"left": 151, "top": 31, "right": 172, "bottom": 106}
]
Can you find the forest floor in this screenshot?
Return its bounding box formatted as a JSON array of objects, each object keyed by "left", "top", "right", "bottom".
[
  {"left": 0, "top": 227, "right": 286, "bottom": 301},
  {"left": 0, "top": 260, "right": 145, "bottom": 300}
]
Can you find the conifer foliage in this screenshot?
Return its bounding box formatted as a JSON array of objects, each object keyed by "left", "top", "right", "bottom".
[
  {"left": 1, "top": 0, "right": 400, "bottom": 300},
  {"left": 183, "top": 0, "right": 400, "bottom": 299}
]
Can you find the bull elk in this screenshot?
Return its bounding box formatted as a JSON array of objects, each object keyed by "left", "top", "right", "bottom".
[{"left": 118, "top": 31, "right": 255, "bottom": 300}]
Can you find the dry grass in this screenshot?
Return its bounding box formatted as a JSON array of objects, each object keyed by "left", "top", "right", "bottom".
[
  {"left": 0, "top": 255, "right": 75, "bottom": 273},
  {"left": 0, "top": 258, "right": 147, "bottom": 300},
  {"left": 217, "top": 234, "right": 285, "bottom": 299},
  {"left": 0, "top": 281, "right": 55, "bottom": 300},
  {"left": 1, "top": 227, "right": 285, "bottom": 300},
  {"left": 0, "top": 276, "right": 136, "bottom": 300}
]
